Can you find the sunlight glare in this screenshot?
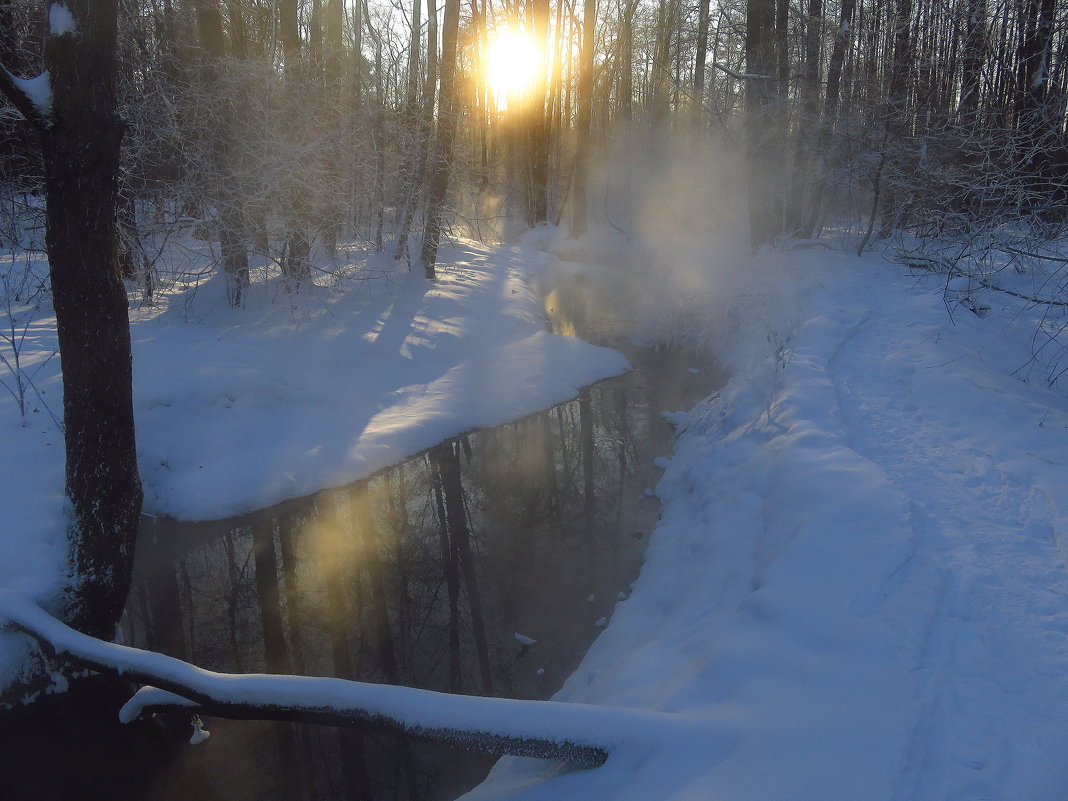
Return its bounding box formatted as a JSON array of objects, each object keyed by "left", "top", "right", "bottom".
[{"left": 485, "top": 28, "right": 540, "bottom": 108}]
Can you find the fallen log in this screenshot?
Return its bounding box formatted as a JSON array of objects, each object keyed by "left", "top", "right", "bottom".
[{"left": 0, "top": 590, "right": 616, "bottom": 767}]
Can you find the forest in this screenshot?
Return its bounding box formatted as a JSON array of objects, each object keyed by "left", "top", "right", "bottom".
[
  {"left": 2, "top": 0, "right": 1064, "bottom": 270},
  {"left": 1, "top": 0, "right": 1067, "bottom": 799}
]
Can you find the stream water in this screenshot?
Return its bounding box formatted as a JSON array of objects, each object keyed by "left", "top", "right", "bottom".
[{"left": 125, "top": 275, "right": 726, "bottom": 801}]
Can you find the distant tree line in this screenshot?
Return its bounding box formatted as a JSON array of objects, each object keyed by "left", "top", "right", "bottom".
[{"left": 0, "top": 0, "right": 1060, "bottom": 268}]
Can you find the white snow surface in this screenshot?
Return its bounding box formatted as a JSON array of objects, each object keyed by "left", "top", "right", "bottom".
[
  {"left": 6, "top": 70, "right": 52, "bottom": 118},
  {"left": 461, "top": 246, "right": 1068, "bottom": 800},
  {"left": 0, "top": 240, "right": 627, "bottom": 688},
  {"left": 4, "top": 230, "right": 1068, "bottom": 799},
  {"left": 48, "top": 4, "right": 76, "bottom": 36}
]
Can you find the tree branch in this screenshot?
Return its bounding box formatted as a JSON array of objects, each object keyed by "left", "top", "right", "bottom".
[
  {"left": 994, "top": 243, "right": 1068, "bottom": 264},
  {"left": 976, "top": 279, "right": 1068, "bottom": 307},
  {"left": 0, "top": 590, "right": 638, "bottom": 768},
  {"left": 712, "top": 62, "right": 771, "bottom": 80}
]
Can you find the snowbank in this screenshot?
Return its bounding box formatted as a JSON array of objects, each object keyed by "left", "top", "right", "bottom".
[
  {"left": 463, "top": 248, "right": 1068, "bottom": 800},
  {"left": 0, "top": 239, "right": 628, "bottom": 692}
]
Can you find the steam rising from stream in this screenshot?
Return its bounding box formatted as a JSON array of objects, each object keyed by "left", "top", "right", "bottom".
[{"left": 535, "top": 124, "right": 805, "bottom": 376}]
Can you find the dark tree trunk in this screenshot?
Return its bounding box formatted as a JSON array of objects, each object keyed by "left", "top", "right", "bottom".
[
  {"left": 570, "top": 0, "right": 597, "bottom": 238},
  {"left": 194, "top": 0, "right": 250, "bottom": 306},
  {"left": 579, "top": 389, "right": 595, "bottom": 528},
  {"left": 1015, "top": 0, "right": 1059, "bottom": 196},
  {"left": 801, "top": 0, "right": 856, "bottom": 237},
  {"left": 391, "top": 0, "right": 426, "bottom": 263},
  {"left": 693, "top": 0, "right": 712, "bottom": 123},
  {"left": 0, "top": 1, "right": 143, "bottom": 640},
  {"left": 430, "top": 454, "right": 463, "bottom": 692},
  {"left": 650, "top": 0, "right": 674, "bottom": 118},
  {"left": 958, "top": 0, "right": 987, "bottom": 115},
  {"left": 860, "top": 0, "right": 914, "bottom": 246},
  {"left": 278, "top": 0, "right": 313, "bottom": 286},
  {"left": 278, "top": 515, "right": 306, "bottom": 675},
  {"left": 250, "top": 516, "right": 306, "bottom": 801},
  {"left": 620, "top": 0, "right": 637, "bottom": 122},
  {"left": 419, "top": 0, "right": 461, "bottom": 279},
  {"left": 746, "top": 0, "right": 781, "bottom": 251},
  {"left": 786, "top": 0, "right": 824, "bottom": 234},
  {"left": 394, "top": 0, "right": 437, "bottom": 264},
  {"left": 525, "top": 0, "right": 551, "bottom": 225}
]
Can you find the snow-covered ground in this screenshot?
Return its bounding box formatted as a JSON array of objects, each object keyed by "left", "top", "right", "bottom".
[
  {"left": 5, "top": 225, "right": 1068, "bottom": 800},
  {"left": 462, "top": 242, "right": 1068, "bottom": 800},
  {"left": 0, "top": 238, "right": 627, "bottom": 689}
]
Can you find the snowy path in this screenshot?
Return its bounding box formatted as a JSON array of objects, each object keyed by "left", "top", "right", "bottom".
[
  {"left": 465, "top": 252, "right": 1068, "bottom": 801},
  {"left": 826, "top": 281, "right": 1068, "bottom": 800}
]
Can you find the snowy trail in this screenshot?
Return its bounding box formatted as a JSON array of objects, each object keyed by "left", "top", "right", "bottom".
[
  {"left": 826, "top": 280, "right": 1068, "bottom": 801},
  {"left": 465, "top": 251, "right": 1068, "bottom": 801}
]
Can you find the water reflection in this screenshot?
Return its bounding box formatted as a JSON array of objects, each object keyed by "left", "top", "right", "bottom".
[{"left": 128, "top": 344, "right": 722, "bottom": 801}]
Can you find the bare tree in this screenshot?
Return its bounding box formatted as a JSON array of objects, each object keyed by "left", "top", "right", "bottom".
[
  {"left": 745, "top": 0, "right": 781, "bottom": 251},
  {"left": 194, "top": 0, "right": 250, "bottom": 306},
  {"left": 570, "top": 0, "right": 597, "bottom": 238},
  {"left": 420, "top": 0, "right": 461, "bottom": 279}
]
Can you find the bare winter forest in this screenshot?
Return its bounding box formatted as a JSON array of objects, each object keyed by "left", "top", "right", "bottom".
[{"left": 0, "top": 0, "right": 1066, "bottom": 799}]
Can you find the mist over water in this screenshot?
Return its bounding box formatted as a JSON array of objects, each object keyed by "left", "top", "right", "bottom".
[{"left": 531, "top": 123, "right": 804, "bottom": 376}]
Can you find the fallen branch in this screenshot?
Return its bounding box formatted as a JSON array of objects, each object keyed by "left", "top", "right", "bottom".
[
  {"left": 976, "top": 279, "right": 1068, "bottom": 308},
  {"left": 0, "top": 590, "right": 652, "bottom": 768},
  {"left": 993, "top": 243, "right": 1068, "bottom": 264}
]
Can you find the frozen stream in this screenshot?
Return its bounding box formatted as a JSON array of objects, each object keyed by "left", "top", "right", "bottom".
[{"left": 126, "top": 277, "right": 726, "bottom": 801}]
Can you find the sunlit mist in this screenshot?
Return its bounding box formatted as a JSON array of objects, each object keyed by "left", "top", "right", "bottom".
[{"left": 484, "top": 28, "right": 540, "bottom": 109}]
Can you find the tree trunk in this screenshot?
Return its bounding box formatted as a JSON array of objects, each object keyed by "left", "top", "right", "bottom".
[
  {"left": 693, "top": 0, "right": 712, "bottom": 124},
  {"left": 419, "top": 0, "right": 461, "bottom": 279},
  {"left": 786, "top": 0, "right": 824, "bottom": 234},
  {"left": 800, "top": 0, "right": 856, "bottom": 237},
  {"left": 430, "top": 453, "right": 463, "bottom": 692},
  {"left": 570, "top": 0, "right": 597, "bottom": 238},
  {"left": 194, "top": 0, "right": 250, "bottom": 306},
  {"left": 525, "top": 0, "right": 552, "bottom": 226},
  {"left": 432, "top": 440, "right": 494, "bottom": 696},
  {"left": 957, "top": 0, "right": 986, "bottom": 116},
  {"left": 746, "top": 0, "right": 781, "bottom": 251},
  {"left": 394, "top": 0, "right": 437, "bottom": 264},
  {"left": 0, "top": 1, "right": 144, "bottom": 640}
]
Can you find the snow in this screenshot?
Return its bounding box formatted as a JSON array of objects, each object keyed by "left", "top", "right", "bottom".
[
  {"left": 0, "top": 240, "right": 627, "bottom": 689},
  {"left": 189, "top": 715, "right": 211, "bottom": 745},
  {"left": 462, "top": 244, "right": 1068, "bottom": 800},
  {"left": 48, "top": 4, "right": 76, "bottom": 36},
  {"left": 5, "top": 226, "right": 1068, "bottom": 799},
  {"left": 5, "top": 70, "right": 52, "bottom": 118}
]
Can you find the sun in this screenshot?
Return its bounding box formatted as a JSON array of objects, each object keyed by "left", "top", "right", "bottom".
[{"left": 485, "top": 28, "right": 540, "bottom": 107}]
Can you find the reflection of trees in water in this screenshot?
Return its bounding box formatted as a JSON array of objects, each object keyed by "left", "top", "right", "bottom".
[{"left": 125, "top": 360, "right": 698, "bottom": 800}]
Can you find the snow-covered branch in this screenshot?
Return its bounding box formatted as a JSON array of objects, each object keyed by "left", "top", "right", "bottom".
[
  {"left": 0, "top": 590, "right": 652, "bottom": 768},
  {"left": 0, "top": 67, "right": 52, "bottom": 130}
]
